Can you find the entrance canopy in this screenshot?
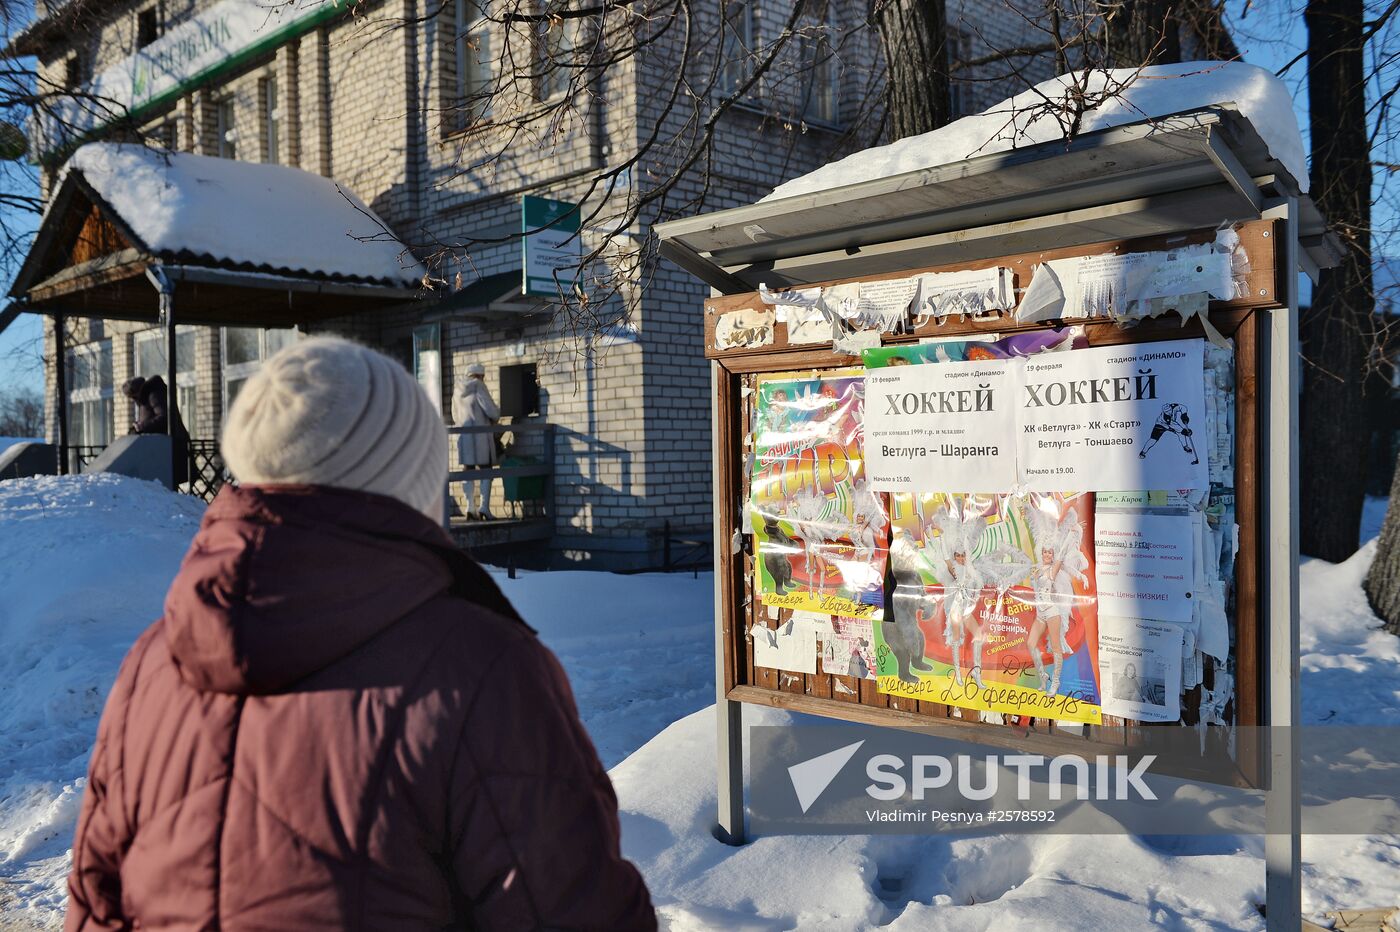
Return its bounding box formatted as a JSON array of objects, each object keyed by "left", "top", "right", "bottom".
[{"left": 7, "top": 143, "right": 425, "bottom": 327}]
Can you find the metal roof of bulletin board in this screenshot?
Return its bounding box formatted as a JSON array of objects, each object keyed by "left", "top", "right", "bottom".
[{"left": 655, "top": 107, "right": 1339, "bottom": 293}]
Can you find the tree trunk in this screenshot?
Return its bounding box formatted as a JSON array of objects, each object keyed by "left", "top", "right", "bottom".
[
  {"left": 874, "top": 0, "right": 949, "bottom": 140},
  {"left": 1365, "top": 459, "right": 1400, "bottom": 634},
  {"left": 1108, "top": 0, "right": 1182, "bottom": 66},
  {"left": 1300, "top": 0, "right": 1374, "bottom": 562}
]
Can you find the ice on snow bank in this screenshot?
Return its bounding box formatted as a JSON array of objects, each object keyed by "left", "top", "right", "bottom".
[{"left": 765, "top": 62, "right": 1307, "bottom": 202}]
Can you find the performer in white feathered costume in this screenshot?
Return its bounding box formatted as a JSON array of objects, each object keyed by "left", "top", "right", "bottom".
[
  {"left": 918, "top": 503, "right": 994, "bottom": 689},
  {"left": 1023, "top": 499, "right": 1091, "bottom": 696}
]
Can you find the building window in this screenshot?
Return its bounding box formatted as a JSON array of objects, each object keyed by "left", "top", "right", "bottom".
[
  {"left": 721, "top": 1, "right": 756, "bottom": 94},
  {"left": 261, "top": 75, "right": 280, "bottom": 163},
  {"left": 221, "top": 327, "right": 298, "bottom": 413},
  {"left": 66, "top": 340, "right": 114, "bottom": 448},
  {"left": 537, "top": 12, "right": 577, "bottom": 101},
  {"left": 133, "top": 328, "right": 198, "bottom": 437},
  {"left": 948, "top": 28, "right": 974, "bottom": 119},
  {"left": 62, "top": 54, "right": 86, "bottom": 90},
  {"left": 412, "top": 324, "right": 442, "bottom": 412},
  {"left": 149, "top": 119, "right": 177, "bottom": 150},
  {"left": 454, "top": 0, "right": 493, "bottom": 126},
  {"left": 799, "top": 5, "right": 838, "bottom": 125},
  {"left": 137, "top": 7, "right": 162, "bottom": 48},
  {"left": 216, "top": 97, "right": 237, "bottom": 159}
]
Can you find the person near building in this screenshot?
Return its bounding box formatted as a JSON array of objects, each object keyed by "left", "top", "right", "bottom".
[
  {"left": 65, "top": 337, "right": 656, "bottom": 931},
  {"left": 452, "top": 362, "right": 500, "bottom": 520},
  {"left": 122, "top": 376, "right": 170, "bottom": 435},
  {"left": 121, "top": 375, "right": 190, "bottom": 484}
]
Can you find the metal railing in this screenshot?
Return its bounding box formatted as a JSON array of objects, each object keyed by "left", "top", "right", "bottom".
[
  {"left": 186, "top": 439, "right": 228, "bottom": 503},
  {"left": 66, "top": 445, "right": 104, "bottom": 473},
  {"left": 446, "top": 420, "right": 556, "bottom": 525}
]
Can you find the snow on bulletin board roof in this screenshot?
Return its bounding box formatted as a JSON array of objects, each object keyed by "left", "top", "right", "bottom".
[
  {"left": 765, "top": 62, "right": 1307, "bottom": 203},
  {"left": 66, "top": 144, "right": 427, "bottom": 287}
]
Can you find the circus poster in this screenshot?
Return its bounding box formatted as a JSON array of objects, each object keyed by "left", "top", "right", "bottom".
[
  {"left": 871, "top": 491, "right": 1104, "bottom": 724},
  {"left": 750, "top": 373, "right": 890, "bottom": 620}
]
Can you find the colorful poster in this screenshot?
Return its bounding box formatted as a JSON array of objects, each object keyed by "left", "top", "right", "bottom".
[
  {"left": 864, "top": 356, "right": 1018, "bottom": 493},
  {"left": 872, "top": 491, "right": 1103, "bottom": 724},
  {"left": 1016, "top": 338, "right": 1209, "bottom": 492},
  {"left": 750, "top": 374, "right": 890, "bottom": 619},
  {"left": 862, "top": 328, "right": 1081, "bottom": 369}
]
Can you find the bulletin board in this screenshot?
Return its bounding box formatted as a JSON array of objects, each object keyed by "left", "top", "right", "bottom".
[{"left": 704, "top": 220, "right": 1282, "bottom": 775}]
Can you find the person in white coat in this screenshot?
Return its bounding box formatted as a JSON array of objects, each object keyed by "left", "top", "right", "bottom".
[{"left": 452, "top": 363, "right": 500, "bottom": 519}]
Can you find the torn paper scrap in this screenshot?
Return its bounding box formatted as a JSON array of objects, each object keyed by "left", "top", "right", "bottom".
[
  {"left": 714, "top": 307, "right": 775, "bottom": 350},
  {"left": 751, "top": 619, "right": 818, "bottom": 675}
]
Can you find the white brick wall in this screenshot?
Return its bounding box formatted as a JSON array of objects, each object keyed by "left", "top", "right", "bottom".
[{"left": 31, "top": 0, "right": 1094, "bottom": 564}]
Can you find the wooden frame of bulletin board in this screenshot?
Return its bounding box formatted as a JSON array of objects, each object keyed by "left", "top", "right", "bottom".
[
  {"left": 704, "top": 220, "right": 1284, "bottom": 812},
  {"left": 659, "top": 110, "right": 1333, "bottom": 929}
]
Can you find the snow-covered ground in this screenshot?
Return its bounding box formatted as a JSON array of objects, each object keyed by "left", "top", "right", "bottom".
[{"left": 0, "top": 475, "right": 1397, "bottom": 928}]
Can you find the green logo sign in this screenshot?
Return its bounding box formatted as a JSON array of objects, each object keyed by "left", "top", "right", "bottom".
[{"left": 522, "top": 195, "right": 582, "bottom": 297}]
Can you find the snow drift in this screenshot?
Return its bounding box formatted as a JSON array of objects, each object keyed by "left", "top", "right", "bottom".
[{"left": 0, "top": 477, "right": 1396, "bottom": 929}]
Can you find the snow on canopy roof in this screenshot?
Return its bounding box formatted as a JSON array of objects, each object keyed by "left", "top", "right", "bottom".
[
  {"left": 765, "top": 61, "right": 1307, "bottom": 202},
  {"left": 66, "top": 143, "right": 426, "bottom": 288}
]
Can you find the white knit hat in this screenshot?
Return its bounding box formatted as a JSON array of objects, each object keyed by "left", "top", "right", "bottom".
[
  {"left": 221, "top": 336, "right": 447, "bottom": 520},
  {"left": 466, "top": 362, "right": 485, "bottom": 376}
]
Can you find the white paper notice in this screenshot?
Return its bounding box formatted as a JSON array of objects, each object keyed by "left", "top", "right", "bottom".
[
  {"left": 751, "top": 620, "right": 818, "bottom": 675},
  {"left": 1093, "top": 511, "right": 1194, "bottom": 623},
  {"left": 1016, "top": 338, "right": 1209, "bottom": 492},
  {"left": 1098, "top": 616, "right": 1184, "bottom": 722},
  {"left": 864, "top": 357, "right": 1018, "bottom": 492}
]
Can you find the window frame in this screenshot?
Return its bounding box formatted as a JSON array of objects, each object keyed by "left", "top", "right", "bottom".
[
  {"left": 215, "top": 97, "right": 237, "bottom": 159},
  {"left": 220, "top": 327, "right": 298, "bottom": 415},
  {"left": 453, "top": 0, "right": 494, "bottom": 128},
  {"left": 798, "top": 5, "right": 840, "bottom": 126},
  {"left": 412, "top": 323, "right": 443, "bottom": 412},
  {"left": 261, "top": 73, "right": 280, "bottom": 163},
  {"left": 133, "top": 327, "right": 198, "bottom": 437},
  {"left": 62, "top": 53, "right": 86, "bottom": 90},
  {"left": 136, "top": 5, "right": 163, "bottom": 49},
  {"left": 537, "top": 7, "right": 579, "bottom": 102},
  {"left": 66, "top": 340, "right": 114, "bottom": 448},
  {"left": 720, "top": 0, "right": 757, "bottom": 96}
]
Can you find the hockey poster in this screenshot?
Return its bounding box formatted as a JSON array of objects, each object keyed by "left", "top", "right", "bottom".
[
  {"left": 863, "top": 356, "right": 1018, "bottom": 493},
  {"left": 1016, "top": 338, "right": 1209, "bottom": 492},
  {"left": 871, "top": 491, "right": 1103, "bottom": 724},
  {"left": 750, "top": 374, "right": 890, "bottom": 619}
]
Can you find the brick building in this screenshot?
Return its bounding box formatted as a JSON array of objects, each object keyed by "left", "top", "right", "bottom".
[{"left": 4, "top": 1, "right": 1220, "bottom": 567}]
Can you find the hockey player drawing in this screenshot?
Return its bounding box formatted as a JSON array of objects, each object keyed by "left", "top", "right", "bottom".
[
  {"left": 1023, "top": 501, "right": 1091, "bottom": 696},
  {"left": 1138, "top": 402, "right": 1199, "bottom": 465}
]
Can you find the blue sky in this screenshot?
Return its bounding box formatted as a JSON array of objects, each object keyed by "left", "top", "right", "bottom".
[{"left": 1, "top": 3, "right": 1394, "bottom": 397}]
